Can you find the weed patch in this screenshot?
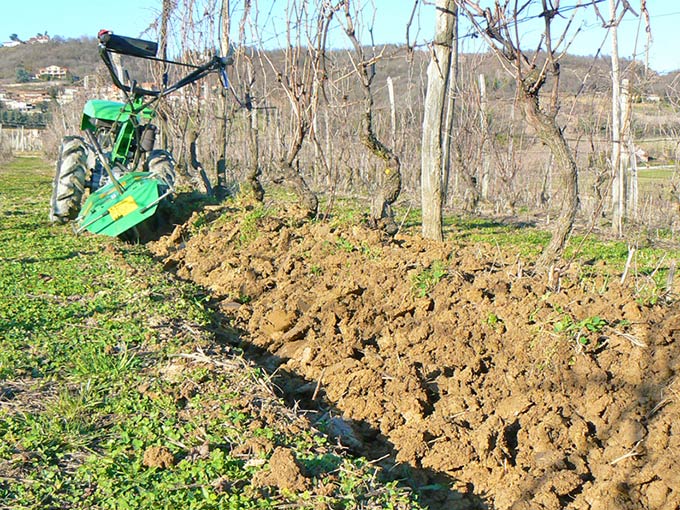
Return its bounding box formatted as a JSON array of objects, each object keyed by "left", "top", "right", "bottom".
[{"left": 411, "top": 260, "right": 447, "bottom": 297}]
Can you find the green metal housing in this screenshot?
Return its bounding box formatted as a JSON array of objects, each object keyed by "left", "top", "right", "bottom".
[
  {"left": 76, "top": 98, "right": 167, "bottom": 237},
  {"left": 80, "top": 99, "right": 151, "bottom": 131},
  {"left": 77, "top": 173, "right": 162, "bottom": 237},
  {"left": 81, "top": 99, "right": 154, "bottom": 164}
]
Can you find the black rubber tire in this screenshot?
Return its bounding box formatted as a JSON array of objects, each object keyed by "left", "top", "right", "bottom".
[
  {"left": 145, "top": 150, "right": 176, "bottom": 191},
  {"left": 49, "top": 137, "right": 88, "bottom": 223}
]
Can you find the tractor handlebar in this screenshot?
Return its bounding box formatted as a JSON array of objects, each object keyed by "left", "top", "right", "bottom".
[
  {"left": 97, "top": 30, "right": 232, "bottom": 100},
  {"left": 97, "top": 30, "right": 158, "bottom": 59}
]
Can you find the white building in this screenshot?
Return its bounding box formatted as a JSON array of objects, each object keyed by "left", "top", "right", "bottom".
[{"left": 37, "top": 65, "right": 68, "bottom": 79}]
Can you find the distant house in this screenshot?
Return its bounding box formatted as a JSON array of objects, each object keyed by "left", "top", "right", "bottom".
[
  {"left": 0, "top": 87, "right": 50, "bottom": 112},
  {"left": 3, "top": 100, "right": 33, "bottom": 112},
  {"left": 57, "top": 87, "right": 78, "bottom": 105},
  {"left": 27, "top": 35, "right": 49, "bottom": 44},
  {"left": 18, "top": 91, "right": 51, "bottom": 103},
  {"left": 37, "top": 65, "right": 68, "bottom": 80},
  {"left": 1, "top": 35, "right": 49, "bottom": 48}
]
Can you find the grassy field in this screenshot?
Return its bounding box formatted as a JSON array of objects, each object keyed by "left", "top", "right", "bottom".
[{"left": 0, "top": 157, "right": 424, "bottom": 509}]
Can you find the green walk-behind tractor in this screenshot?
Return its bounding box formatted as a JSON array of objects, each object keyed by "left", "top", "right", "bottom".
[{"left": 49, "top": 30, "right": 232, "bottom": 238}]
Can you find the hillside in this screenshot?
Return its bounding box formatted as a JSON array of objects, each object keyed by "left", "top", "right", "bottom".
[
  {"left": 0, "top": 36, "right": 676, "bottom": 97},
  {"left": 0, "top": 37, "right": 100, "bottom": 82}
]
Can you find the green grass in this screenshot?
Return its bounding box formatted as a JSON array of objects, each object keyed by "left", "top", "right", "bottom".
[
  {"left": 411, "top": 261, "right": 448, "bottom": 298},
  {"left": 638, "top": 167, "right": 676, "bottom": 180},
  {"left": 445, "top": 216, "right": 550, "bottom": 258},
  {"left": 0, "top": 157, "right": 425, "bottom": 510},
  {"left": 440, "top": 214, "right": 677, "bottom": 300},
  {"left": 330, "top": 195, "right": 676, "bottom": 283}
]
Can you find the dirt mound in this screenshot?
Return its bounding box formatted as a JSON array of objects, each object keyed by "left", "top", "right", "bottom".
[
  {"left": 252, "top": 446, "right": 311, "bottom": 493},
  {"left": 142, "top": 445, "right": 176, "bottom": 469},
  {"left": 150, "top": 206, "right": 680, "bottom": 509}
]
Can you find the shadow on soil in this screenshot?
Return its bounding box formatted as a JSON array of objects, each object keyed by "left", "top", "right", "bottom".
[
  {"left": 207, "top": 300, "right": 490, "bottom": 510},
  {"left": 120, "top": 191, "right": 220, "bottom": 244},
  {"left": 134, "top": 197, "right": 490, "bottom": 506}
]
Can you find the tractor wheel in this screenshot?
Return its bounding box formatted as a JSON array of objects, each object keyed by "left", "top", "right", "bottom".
[
  {"left": 49, "top": 136, "right": 88, "bottom": 223},
  {"left": 145, "top": 150, "right": 176, "bottom": 191}
]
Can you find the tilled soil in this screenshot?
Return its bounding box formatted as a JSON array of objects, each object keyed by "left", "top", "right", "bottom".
[{"left": 150, "top": 206, "right": 680, "bottom": 510}]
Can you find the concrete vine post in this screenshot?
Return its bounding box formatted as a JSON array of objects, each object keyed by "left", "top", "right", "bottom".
[
  {"left": 594, "top": 0, "right": 639, "bottom": 236},
  {"left": 609, "top": 0, "right": 624, "bottom": 236},
  {"left": 421, "top": 0, "right": 456, "bottom": 241},
  {"left": 622, "top": 78, "right": 638, "bottom": 220}
]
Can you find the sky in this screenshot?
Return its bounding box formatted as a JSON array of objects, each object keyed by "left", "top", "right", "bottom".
[{"left": 0, "top": 0, "right": 679, "bottom": 73}]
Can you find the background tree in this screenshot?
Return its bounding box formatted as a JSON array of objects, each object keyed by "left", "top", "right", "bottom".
[
  {"left": 592, "top": 0, "right": 639, "bottom": 237},
  {"left": 457, "top": 0, "right": 586, "bottom": 268},
  {"left": 231, "top": 1, "right": 264, "bottom": 201},
  {"left": 339, "top": 0, "right": 402, "bottom": 233},
  {"left": 15, "top": 65, "right": 31, "bottom": 83},
  {"left": 216, "top": 0, "right": 234, "bottom": 199},
  {"left": 255, "top": 0, "right": 336, "bottom": 217},
  {"left": 153, "top": 0, "right": 174, "bottom": 149}
]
